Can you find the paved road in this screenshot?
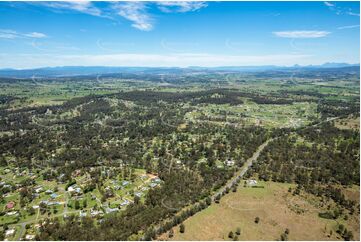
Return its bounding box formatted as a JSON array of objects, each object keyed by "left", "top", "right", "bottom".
[
  {"left": 310, "top": 117, "right": 339, "bottom": 128},
  {"left": 150, "top": 138, "right": 274, "bottom": 240},
  {"left": 12, "top": 209, "right": 79, "bottom": 240},
  {"left": 13, "top": 190, "right": 71, "bottom": 241},
  {"left": 212, "top": 138, "right": 273, "bottom": 199},
  {"left": 16, "top": 223, "right": 26, "bottom": 241},
  {"left": 293, "top": 117, "right": 339, "bottom": 132}
]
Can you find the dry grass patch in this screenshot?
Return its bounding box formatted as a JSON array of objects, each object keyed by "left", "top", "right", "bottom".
[
  {"left": 167, "top": 181, "right": 359, "bottom": 241},
  {"left": 334, "top": 116, "right": 359, "bottom": 130}
]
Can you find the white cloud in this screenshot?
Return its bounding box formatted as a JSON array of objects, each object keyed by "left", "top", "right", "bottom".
[
  {"left": 273, "top": 30, "right": 331, "bottom": 38},
  {"left": 31, "top": 1, "right": 208, "bottom": 31},
  {"left": 0, "top": 29, "right": 18, "bottom": 39},
  {"left": 346, "top": 12, "right": 360, "bottom": 17},
  {"left": 324, "top": 2, "right": 360, "bottom": 17},
  {"left": 337, "top": 25, "right": 360, "bottom": 30},
  {"left": 24, "top": 32, "right": 47, "bottom": 38},
  {"left": 157, "top": 2, "right": 207, "bottom": 13},
  {"left": 38, "top": 1, "right": 102, "bottom": 17},
  {"left": 324, "top": 2, "right": 335, "bottom": 7},
  {"left": 0, "top": 29, "right": 47, "bottom": 39},
  {"left": 112, "top": 2, "right": 153, "bottom": 31}
]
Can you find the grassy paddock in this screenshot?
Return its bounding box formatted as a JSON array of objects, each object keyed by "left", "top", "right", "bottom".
[{"left": 167, "top": 181, "right": 359, "bottom": 241}]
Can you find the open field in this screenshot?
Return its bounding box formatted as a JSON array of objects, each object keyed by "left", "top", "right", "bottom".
[
  {"left": 185, "top": 101, "right": 319, "bottom": 128},
  {"left": 334, "top": 115, "right": 360, "bottom": 130},
  {"left": 168, "top": 181, "right": 360, "bottom": 241}
]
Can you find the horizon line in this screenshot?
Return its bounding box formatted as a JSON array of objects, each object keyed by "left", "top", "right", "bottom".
[{"left": 1, "top": 62, "right": 360, "bottom": 71}]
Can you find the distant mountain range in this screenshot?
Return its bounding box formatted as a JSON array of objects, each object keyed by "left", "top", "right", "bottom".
[{"left": 0, "top": 63, "right": 359, "bottom": 78}]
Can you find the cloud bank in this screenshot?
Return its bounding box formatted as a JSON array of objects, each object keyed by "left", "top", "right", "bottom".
[
  {"left": 0, "top": 29, "right": 47, "bottom": 39},
  {"left": 273, "top": 30, "right": 331, "bottom": 38}
]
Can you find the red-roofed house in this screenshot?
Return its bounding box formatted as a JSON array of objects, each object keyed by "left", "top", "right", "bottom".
[{"left": 6, "top": 201, "right": 15, "bottom": 209}]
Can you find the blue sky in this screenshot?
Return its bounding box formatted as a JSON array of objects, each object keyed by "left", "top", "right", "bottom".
[{"left": 0, "top": 1, "right": 359, "bottom": 68}]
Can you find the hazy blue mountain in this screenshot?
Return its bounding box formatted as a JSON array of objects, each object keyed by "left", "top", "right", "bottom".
[{"left": 0, "top": 63, "right": 358, "bottom": 78}]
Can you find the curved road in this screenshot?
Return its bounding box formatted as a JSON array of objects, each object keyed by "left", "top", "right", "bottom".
[{"left": 13, "top": 209, "right": 79, "bottom": 240}]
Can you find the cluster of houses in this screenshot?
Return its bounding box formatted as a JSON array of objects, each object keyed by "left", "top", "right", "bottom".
[
  {"left": 103, "top": 198, "right": 132, "bottom": 214},
  {"left": 27, "top": 186, "right": 58, "bottom": 201},
  {"left": 0, "top": 166, "right": 164, "bottom": 240},
  {"left": 108, "top": 180, "right": 132, "bottom": 191},
  {"left": 38, "top": 200, "right": 62, "bottom": 207},
  {"left": 99, "top": 175, "right": 162, "bottom": 214}
]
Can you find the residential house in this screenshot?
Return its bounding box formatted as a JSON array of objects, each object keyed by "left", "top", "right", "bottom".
[
  {"left": 5, "top": 229, "right": 15, "bottom": 237},
  {"left": 50, "top": 193, "right": 58, "bottom": 199},
  {"left": 225, "top": 159, "right": 235, "bottom": 166},
  {"left": 135, "top": 192, "right": 143, "bottom": 197},
  {"left": 34, "top": 186, "right": 43, "bottom": 193},
  {"left": 5, "top": 211, "right": 18, "bottom": 216},
  {"left": 79, "top": 211, "right": 87, "bottom": 217},
  {"left": 105, "top": 207, "right": 119, "bottom": 214},
  {"left": 140, "top": 186, "right": 148, "bottom": 192},
  {"left": 247, "top": 179, "right": 258, "bottom": 186},
  {"left": 6, "top": 201, "right": 15, "bottom": 209},
  {"left": 25, "top": 234, "right": 35, "bottom": 241},
  {"left": 151, "top": 177, "right": 161, "bottom": 183},
  {"left": 45, "top": 189, "right": 53, "bottom": 195},
  {"left": 90, "top": 209, "right": 104, "bottom": 218},
  {"left": 120, "top": 199, "right": 130, "bottom": 207},
  {"left": 68, "top": 185, "right": 82, "bottom": 195}
]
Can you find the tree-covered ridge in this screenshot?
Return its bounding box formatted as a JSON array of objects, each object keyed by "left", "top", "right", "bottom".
[{"left": 254, "top": 123, "right": 359, "bottom": 186}]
